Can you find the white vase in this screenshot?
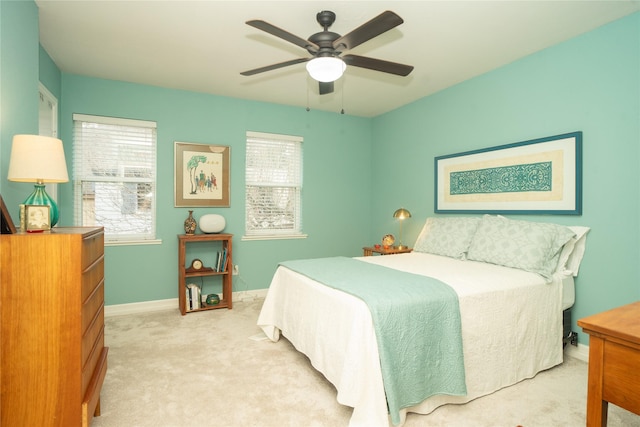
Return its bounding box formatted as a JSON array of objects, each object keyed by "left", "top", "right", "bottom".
[{"left": 198, "top": 214, "right": 225, "bottom": 233}]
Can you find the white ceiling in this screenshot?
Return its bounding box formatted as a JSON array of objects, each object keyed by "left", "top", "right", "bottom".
[{"left": 36, "top": 1, "right": 640, "bottom": 118}]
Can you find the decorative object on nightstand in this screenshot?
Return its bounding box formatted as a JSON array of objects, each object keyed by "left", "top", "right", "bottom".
[
  {"left": 382, "top": 234, "right": 395, "bottom": 248},
  {"left": 184, "top": 210, "right": 197, "bottom": 234},
  {"left": 7, "top": 135, "right": 69, "bottom": 226},
  {"left": 393, "top": 207, "right": 412, "bottom": 249}
]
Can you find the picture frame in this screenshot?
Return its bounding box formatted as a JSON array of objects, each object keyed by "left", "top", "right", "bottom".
[
  {"left": 0, "top": 194, "right": 17, "bottom": 234},
  {"left": 174, "top": 142, "right": 230, "bottom": 207},
  {"left": 25, "top": 205, "right": 51, "bottom": 232},
  {"left": 435, "top": 132, "right": 582, "bottom": 215}
]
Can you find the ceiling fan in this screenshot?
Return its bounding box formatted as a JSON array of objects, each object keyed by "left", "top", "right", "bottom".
[{"left": 241, "top": 10, "right": 414, "bottom": 95}]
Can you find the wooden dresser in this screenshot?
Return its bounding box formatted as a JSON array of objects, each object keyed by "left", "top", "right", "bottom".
[{"left": 1, "top": 227, "right": 108, "bottom": 426}]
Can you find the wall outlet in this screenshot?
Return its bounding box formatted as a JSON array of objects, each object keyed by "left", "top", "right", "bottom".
[{"left": 233, "top": 264, "right": 239, "bottom": 275}]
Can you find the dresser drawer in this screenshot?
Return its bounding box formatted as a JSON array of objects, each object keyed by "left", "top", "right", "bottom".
[
  {"left": 82, "top": 257, "right": 104, "bottom": 303},
  {"left": 603, "top": 340, "right": 640, "bottom": 414},
  {"left": 83, "top": 280, "right": 104, "bottom": 336},
  {"left": 82, "top": 306, "right": 104, "bottom": 370},
  {"left": 82, "top": 324, "right": 104, "bottom": 393},
  {"left": 82, "top": 230, "right": 104, "bottom": 271}
]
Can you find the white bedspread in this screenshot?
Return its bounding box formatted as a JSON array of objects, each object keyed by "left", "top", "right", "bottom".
[{"left": 257, "top": 252, "right": 564, "bottom": 426}]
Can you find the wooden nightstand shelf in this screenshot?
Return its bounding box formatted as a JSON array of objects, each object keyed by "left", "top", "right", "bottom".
[
  {"left": 178, "top": 233, "right": 233, "bottom": 315},
  {"left": 363, "top": 246, "right": 413, "bottom": 256}
]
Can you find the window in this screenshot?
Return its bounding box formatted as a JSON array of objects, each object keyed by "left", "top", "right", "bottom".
[
  {"left": 73, "top": 114, "right": 158, "bottom": 243},
  {"left": 245, "top": 131, "right": 304, "bottom": 239}
]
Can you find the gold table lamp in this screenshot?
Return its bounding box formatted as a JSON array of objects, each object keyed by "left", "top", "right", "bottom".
[{"left": 393, "top": 208, "right": 411, "bottom": 250}]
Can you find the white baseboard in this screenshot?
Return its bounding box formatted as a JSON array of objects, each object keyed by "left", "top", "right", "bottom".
[
  {"left": 564, "top": 342, "right": 589, "bottom": 362},
  {"left": 105, "top": 288, "right": 268, "bottom": 317}
]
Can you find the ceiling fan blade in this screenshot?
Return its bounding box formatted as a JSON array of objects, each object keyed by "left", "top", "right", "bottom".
[
  {"left": 333, "top": 11, "right": 403, "bottom": 51},
  {"left": 319, "top": 81, "right": 334, "bottom": 95},
  {"left": 246, "top": 20, "right": 319, "bottom": 53},
  {"left": 240, "top": 58, "right": 309, "bottom": 76},
  {"left": 342, "top": 54, "right": 414, "bottom": 77}
]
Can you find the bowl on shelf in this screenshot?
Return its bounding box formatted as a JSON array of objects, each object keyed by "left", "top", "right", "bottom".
[{"left": 205, "top": 294, "right": 220, "bottom": 305}]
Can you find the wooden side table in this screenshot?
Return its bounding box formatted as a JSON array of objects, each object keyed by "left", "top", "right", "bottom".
[
  {"left": 577, "top": 301, "right": 640, "bottom": 427},
  {"left": 363, "top": 246, "right": 413, "bottom": 256}
]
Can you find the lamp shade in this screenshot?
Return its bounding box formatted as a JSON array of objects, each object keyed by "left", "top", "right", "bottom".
[
  {"left": 306, "top": 57, "right": 346, "bottom": 83},
  {"left": 393, "top": 208, "right": 411, "bottom": 220},
  {"left": 8, "top": 135, "right": 69, "bottom": 183},
  {"left": 8, "top": 135, "right": 69, "bottom": 227}
]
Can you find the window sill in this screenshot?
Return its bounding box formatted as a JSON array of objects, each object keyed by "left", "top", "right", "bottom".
[
  {"left": 105, "top": 239, "right": 163, "bottom": 247},
  {"left": 242, "top": 234, "right": 308, "bottom": 241}
]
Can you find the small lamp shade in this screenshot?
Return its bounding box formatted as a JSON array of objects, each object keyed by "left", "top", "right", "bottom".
[
  {"left": 306, "top": 57, "right": 346, "bottom": 82},
  {"left": 393, "top": 208, "right": 411, "bottom": 220},
  {"left": 393, "top": 208, "right": 411, "bottom": 249},
  {"left": 7, "top": 135, "right": 69, "bottom": 226}
]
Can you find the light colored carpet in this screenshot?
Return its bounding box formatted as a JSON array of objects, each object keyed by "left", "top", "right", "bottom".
[{"left": 92, "top": 298, "right": 639, "bottom": 427}]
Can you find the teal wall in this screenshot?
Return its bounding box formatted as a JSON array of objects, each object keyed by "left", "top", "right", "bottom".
[
  {"left": 0, "top": 0, "right": 40, "bottom": 205},
  {"left": 57, "top": 76, "right": 373, "bottom": 305},
  {"left": 2, "top": 2, "right": 638, "bottom": 346},
  {"left": 371, "top": 12, "right": 640, "bottom": 343}
]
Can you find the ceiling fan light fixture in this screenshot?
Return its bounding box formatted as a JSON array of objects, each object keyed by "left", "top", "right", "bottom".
[{"left": 306, "top": 57, "right": 346, "bottom": 82}]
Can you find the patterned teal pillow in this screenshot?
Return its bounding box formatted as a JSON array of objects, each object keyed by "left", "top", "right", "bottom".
[
  {"left": 467, "top": 215, "right": 576, "bottom": 280},
  {"left": 413, "top": 217, "right": 481, "bottom": 259}
]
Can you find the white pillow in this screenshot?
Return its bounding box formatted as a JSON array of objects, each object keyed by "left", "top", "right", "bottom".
[
  {"left": 413, "top": 217, "right": 481, "bottom": 259},
  {"left": 467, "top": 215, "right": 576, "bottom": 280},
  {"left": 556, "top": 226, "right": 590, "bottom": 276}
]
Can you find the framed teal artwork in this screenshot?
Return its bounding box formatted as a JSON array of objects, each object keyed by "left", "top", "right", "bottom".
[{"left": 435, "top": 131, "right": 582, "bottom": 215}]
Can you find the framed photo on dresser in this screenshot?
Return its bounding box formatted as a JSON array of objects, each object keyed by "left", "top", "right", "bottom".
[{"left": 25, "top": 205, "right": 51, "bottom": 232}]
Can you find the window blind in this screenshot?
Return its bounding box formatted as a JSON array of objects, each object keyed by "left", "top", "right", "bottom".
[
  {"left": 245, "top": 131, "right": 303, "bottom": 237},
  {"left": 73, "top": 114, "right": 157, "bottom": 242}
]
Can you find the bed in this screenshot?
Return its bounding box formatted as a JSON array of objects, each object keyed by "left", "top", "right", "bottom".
[{"left": 257, "top": 215, "right": 589, "bottom": 426}]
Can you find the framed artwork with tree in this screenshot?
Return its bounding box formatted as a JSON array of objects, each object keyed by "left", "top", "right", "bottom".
[{"left": 174, "top": 142, "right": 230, "bottom": 207}]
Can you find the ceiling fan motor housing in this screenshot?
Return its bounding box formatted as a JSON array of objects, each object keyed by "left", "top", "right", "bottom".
[{"left": 308, "top": 32, "right": 341, "bottom": 56}]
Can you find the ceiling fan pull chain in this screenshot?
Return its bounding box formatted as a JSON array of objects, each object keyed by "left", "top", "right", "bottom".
[
  {"left": 341, "top": 76, "right": 345, "bottom": 115},
  {"left": 306, "top": 78, "right": 311, "bottom": 112}
]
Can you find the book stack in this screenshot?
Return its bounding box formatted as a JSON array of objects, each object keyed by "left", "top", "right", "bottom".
[
  {"left": 214, "top": 248, "right": 228, "bottom": 272},
  {"left": 185, "top": 283, "right": 201, "bottom": 312}
]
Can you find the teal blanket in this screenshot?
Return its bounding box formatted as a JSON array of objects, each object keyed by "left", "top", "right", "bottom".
[{"left": 280, "top": 257, "right": 467, "bottom": 425}]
